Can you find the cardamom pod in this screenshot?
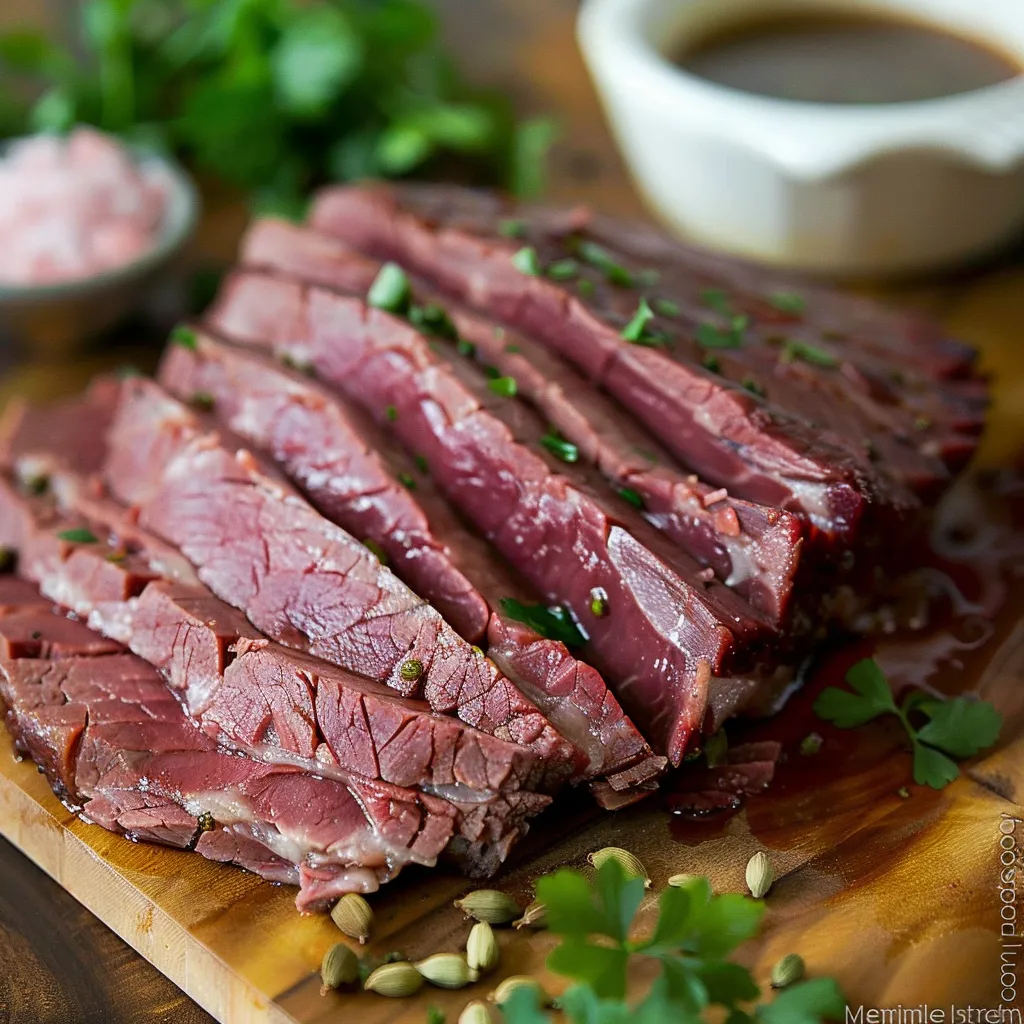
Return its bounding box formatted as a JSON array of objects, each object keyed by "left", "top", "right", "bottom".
[
  {"left": 459, "top": 1000, "right": 493, "bottom": 1024},
  {"left": 488, "top": 975, "right": 550, "bottom": 1006},
  {"left": 667, "top": 873, "right": 698, "bottom": 888},
  {"left": 587, "top": 847, "right": 652, "bottom": 888},
  {"left": 467, "top": 920, "right": 500, "bottom": 972},
  {"left": 771, "top": 953, "right": 805, "bottom": 989},
  {"left": 319, "top": 943, "right": 359, "bottom": 992},
  {"left": 512, "top": 900, "right": 547, "bottom": 930},
  {"left": 745, "top": 851, "right": 774, "bottom": 899},
  {"left": 415, "top": 952, "right": 478, "bottom": 989},
  {"left": 364, "top": 961, "right": 424, "bottom": 997},
  {"left": 331, "top": 892, "right": 373, "bottom": 944},
  {"left": 454, "top": 889, "right": 522, "bottom": 925}
]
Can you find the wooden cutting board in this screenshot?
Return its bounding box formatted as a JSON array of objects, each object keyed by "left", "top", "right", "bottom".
[{"left": 2, "top": 3, "right": 1024, "bottom": 1021}]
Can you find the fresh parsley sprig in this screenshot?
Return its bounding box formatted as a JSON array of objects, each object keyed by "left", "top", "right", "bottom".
[
  {"left": 813, "top": 657, "right": 1002, "bottom": 789},
  {"left": 501, "top": 860, "right": 845, "bottom": 1024}
]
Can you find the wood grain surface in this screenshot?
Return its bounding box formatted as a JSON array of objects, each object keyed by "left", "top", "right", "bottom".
[{"left": 0, "top": 1, "right": 1023, "bottom": 1022}]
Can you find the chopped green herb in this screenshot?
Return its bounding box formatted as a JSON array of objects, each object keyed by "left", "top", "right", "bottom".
[
  {"left": 409, "top": 303, "right": 457, "bottom": 340},
  {"left": 696, "top": 322, "right": 743, "bottom": 349},
  {"left": 499, "top": 598, "right": 585, "bottom": 647},
  {"left": 635, "top": 268, "right": 660, "bottom": 287},
  {"left": 505, "top": 343, "right": 521, "bottom": 353},
  {"left": 652, "top": 298, "right": 680, "bottom": 318},
  {"left": 414, "top": 454, "right": 429, "bottom": 474},
  {"left": 588, "top": 587, "right": 609, "bottom": 617},
  {"left": 742, "top": 376, "right": 766, "bottom": 397},
  {"left": 799, "top": 732, "right": 823, "bottom": 756},
  {"left": 499, "top": 218, "right": 527, "bottom": 239},
  {"left": 105, "top": 551, "right": 126, "bottom": 563},
  {"left": 483, "top": 364, "right": 501, "bottom": 379},
  {"left": 621, "top": 297, "right": 655, "bottom": 343},
  {"left": 189, "top": 391, "right": 215, "bottom": 411},
  {"left": 781, "top": 340, "right": 839, "bottom": 367},
  {"left": 488, "top": 375, "right": 518, "bottom": 397},
  {"left": 702, "top": 354, "right": 721, "bottom": 373},
  {"left": 700, "top": 287, "right": 732, "bottom": 314},
  {"left": 897, "top": 786, "right": 910, "bottom": 799},
  {"left": 398, "top": 471, "right": 417, "bottom": 490},
  {"left": 574, "top": 240, "right": 633, "bottom": 287},
  {"left": 171, "top": 324, "right": 197, "bottom": 350},
  {"left": 362, "top": 538, "right": 389, "bottom": 565},
  {"left": 426, "top": 1008, "right": 445, "bottom": 1024},
  {"left": 540, "top": 431, "right": 579, "bottom": 464},
  {"left": 57, "top": 528, "right": 98, "bottom": 544},
  {"left": 385, "top": 405, "right": 398, "bottom": 422},
  {"left": 617, "top": 487, "right": 644, "bottom": 509},
  {"left": 577, "top": 279, "right": 596, "bottom": 299},
  {"left": 367, "top": 262, "right": 411, "bottom": 314},
  {"left": 732, "top": 313, "right": 750, "bottom": 333},
  {"left": 769, "top": 291, "right": 807, "bottom": 315},
  {"left": 546, "top": 258, "right": 579, "bottom": 281},
  {"left": 31, "top": 630, "right": 42, "bottom": 640},
  {"left": 399, "top": 658, "right": 424, "bottom": 682},
  {"left": 456, "top": 339, "right": 476, "bottom": 357},
  {"left": 814, "top": 657, "right": 1002, "bottom": 789},
  {"left": 512, "top": 246, "right": 542, "bottom": 277}
]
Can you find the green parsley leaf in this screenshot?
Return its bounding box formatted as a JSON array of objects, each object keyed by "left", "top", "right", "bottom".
[
  {"left": 768, "top": 291, "right": 807, "bottom": 316},
  {"left": 512, "top": 246, "right": 542, "bottom": 276},
  {"left": 397, "top": 471, "right": 416, "bottom": 490},
  {"left": 578, "top": 278, "right": 597, "bottom": 299},
  {"left": 409, "top": 303, "right": 457, "bottom": 340},
  {"left": 502, "top": 984, "right": 553, "bottom": 1024},
  {"left": 548, "top": 936, "right": 631, "bottom": 1000},
  {"left": 367, "top": 262, "right": 411, "bottom": 314},
  {"left": 622, "top": 297, "right": 656, "bottom": 343},
  {"left": 456, "top": 339, "right": 476, "bottom": 357},
  {"left": 757, "top": 977, "right": 845, "bottom": 1023},
  {"left": 741, "top": 376, "right": 765, "bottom": 397},
  {"left": 499, "top": 219, "right": 527, "bottom": 239},
  {"left": 511, "top": 116, "right": 559, "bottom": 199},
  {"left": 813, "top": 658, "right": 895, "bottom": 727},
  {"left": 617, "top": 487, "right": 645, "bottom": 509},
  {"left": 696, "top": 323, "right": 743, "bottom": 350},
  {"left": 414, "top": 454, "right": 429, "bottom": 475},
  {"left": 780, "top": 340, "right": 838, "bottom": 368},
  {"left": 425, "top": 1007, "right": 446, "bottom": 1024},
  {"left": 701, "top": 288, "right": 732, "bottom": 314},
  {"left": 546, "top": 257, "right": 579, "bottom": 281},
  {"left": 911, "top": 742, "right": 960, "bottom": 789},
  {"left": 499, "top": 599, "right": 585, "bottom": 648},
  {"left": 57, "top": 527, "right": 99, "bottom": 544},
  {"left": 915, "top": 696, "right": 1003, "bottom": 758},
  {"left": 575, "top": 241, "right": 633, "bottom": 287},
  {"left": 170, "top": 324, "right": 197, "bottom": 350},
  {"left": 488, "top": 375, "right": 518, "bottom": 397},
  {"left": 541, "top": 431, "right": 579, "bottom": 464},
  {"left": 652, "top": 298, "right": 680, "bottom": 318},
  {"left": 385, "top": 405, "right": 398, "bottom": 422},
  {"left": 702, "top": 354, "right": 722, "bottom": 373}
]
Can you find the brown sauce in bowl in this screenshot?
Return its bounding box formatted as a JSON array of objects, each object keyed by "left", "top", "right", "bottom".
[{"left": 673, "top": 10, "right": 1021, "bottom": 105}]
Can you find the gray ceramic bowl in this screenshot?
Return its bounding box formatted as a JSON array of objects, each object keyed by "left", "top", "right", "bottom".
[{"left": 0, "top": 139, "right": 200, "bottom": 357}]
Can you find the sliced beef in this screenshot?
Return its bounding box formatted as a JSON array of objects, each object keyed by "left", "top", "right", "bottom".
[
  {"left": 0, "top": 468, "right": 552, "bottom": 862},
  {"left": 309, "top": 184, "right": 876, "bottom": 544},
  {"left": 0, "top": 645, "right": 455, "bottom": 910},
  {"left": 0, "top": 606, "right": 124, "bottom": 660},
  {"left": 103, "top": 377, "right": 584, "bottom": 783},
  {"left": 204, "top": 271, "right": 795, "bottom": 765},
  {"left": 158, "top": 333, "right": 653, "bottom": 781},
  {"left": 239, "top": 218, "right": 804, "bottom": 625}
]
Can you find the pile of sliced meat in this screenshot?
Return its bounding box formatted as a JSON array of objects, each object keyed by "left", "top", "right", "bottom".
[{"left": 0, "top": 184, "right": 986, "bottom": 909}]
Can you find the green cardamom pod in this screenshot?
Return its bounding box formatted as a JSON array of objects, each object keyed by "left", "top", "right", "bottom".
[
  {"left": 466, "top": 920, "right": 500, "bottom": 972},
  {"left": 320, "top": 943, "right": 359, "bottom": 992},
  {"left": 489, "top": 975, "right": 550, "bottom": 1006},
  {"left": 453, "top": 889, "right": 522, "bottom": 925},
  {"left": 330, "top": 892, "right": 373, "bottom": 944},
  {"left": 771, "top": 953, "right": 805, "bottom": 989},
  {"left": 746, "top": 851, "right": 775, "bottom": 899},
  {"left": 587, "top": 847, "right": 651, "bottom": 888},
  {"left": 415, "top": 952, "right": 478, "bottom": 989},
  {"left": 458, "top": 1000, "right": 493, "bottom": 1024},
  {"left": 512, "top": 900, "right": 547, "bottom": 930},
  {"left": 364, "top": 961, "right": 424, "bottom": 997}
]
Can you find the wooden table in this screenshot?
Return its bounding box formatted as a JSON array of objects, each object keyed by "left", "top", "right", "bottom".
[{"left": 0, "top": 2, "right": 1023, "bottom": 1022}]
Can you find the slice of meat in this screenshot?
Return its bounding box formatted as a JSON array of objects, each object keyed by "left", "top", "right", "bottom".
[
  {"left": 0, "top": 647, "right": 455, "bottom": 911},
  {"left": 158, "top": 333, "right": 653, "bottom": 782},
  {"left": 239, "top": 218, "right": 804, "bottom": 625},
  {"left": 103, "top": 377, "right": 584, "bottom": 784},
  {"left": 309, "top": 183, "right": 876, "bottom": 544},
  {"left": 0, "top": 470, "right": 552, "bottom": 863},
  {"left": 204, "top": 271, "right": 787, "bottom": 765}
]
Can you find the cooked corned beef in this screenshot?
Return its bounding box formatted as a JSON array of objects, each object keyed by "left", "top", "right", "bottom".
[
  {"left": 238, "top": 218, "right": 804, "bottom": 625},
  {"left": 103, "top": 377, "right": 584, "bottom": 782},
  {"left": 158, "top": 332, "right": 653, "bottom": 782}
]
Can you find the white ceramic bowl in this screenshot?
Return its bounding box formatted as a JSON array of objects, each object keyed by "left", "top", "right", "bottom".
[
  {"left": 0, "top": 140, "right": 199, "bottom": 356},
  {"left": 578, "top": 0, "right": 1024, "bottom": 276}
]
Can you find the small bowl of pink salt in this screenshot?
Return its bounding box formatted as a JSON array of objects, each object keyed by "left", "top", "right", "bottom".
[{"left": 0, "top": 127, "right": 199, "bottom": 356}]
